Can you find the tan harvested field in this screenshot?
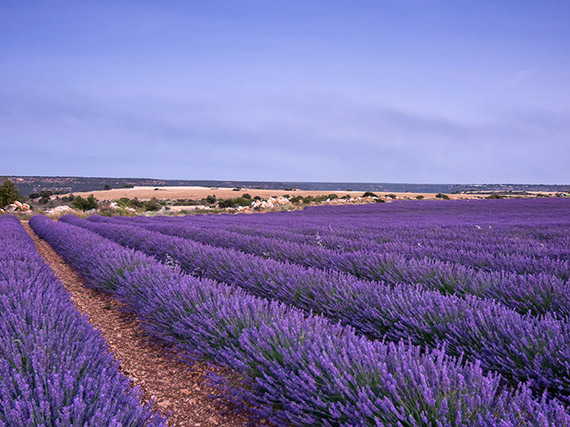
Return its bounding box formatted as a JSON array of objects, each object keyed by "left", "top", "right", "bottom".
[{"left": 66, "top": 186, "right": 513, "bottom": 201}]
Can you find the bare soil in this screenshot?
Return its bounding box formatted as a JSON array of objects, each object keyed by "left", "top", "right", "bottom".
[{"left": 23, "top": 222, "right": 255, "bottom": 427}]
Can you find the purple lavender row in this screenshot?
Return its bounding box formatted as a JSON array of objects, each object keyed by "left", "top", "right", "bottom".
[
  {"left": 92, "top": 215, "right": 570, "bottom": 319},
  {"left": 28, "top": 215, "right": 570, "bottom": 426},
  {"left": 177, "top": 219, "right": 570, "bottom": 263},
  {"left": 168, "top": 198, "right": 570, "bottom": 229},
  {"left": 157, "top": 200, "right": 570, "bottom": 260},
  {"left": 180, "top": 200, "right": 570, "bottom": 258},
  {"left": 135, "top": 200, "right": 570, "bottom": 280},
  {"left": 260, "top": 198, "right": 570, "bottom": 227},
  {"left": 115, "top": 214, "right": 570, "bottom": 270},
  {"left": 118, "top": 214, "right": 570, "bottom": 282},
  {"left": 63, "top": 215, "right": 570, "bottom": 405},
  {"left": 0, "top": 216, "right": 165, "bottom": 426},
  {"left": 158, "top": 218, "right": 570, "bottom": 261},
  {"left": 116, "top": 198, "right": 570, "bottom": 266}
]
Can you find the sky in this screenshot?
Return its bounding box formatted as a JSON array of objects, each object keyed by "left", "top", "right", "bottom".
[{"left": 1, "top": 1, "right": 569, "bottom": 184}]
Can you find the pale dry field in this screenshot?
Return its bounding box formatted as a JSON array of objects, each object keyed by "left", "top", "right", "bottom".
[{"left": 67, "top": 186, "right": 491, "bottom": 201}]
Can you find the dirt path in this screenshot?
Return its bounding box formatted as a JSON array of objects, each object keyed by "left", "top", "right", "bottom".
[{"left": 23, "top": 222, "right": 253, "bottom": 427}]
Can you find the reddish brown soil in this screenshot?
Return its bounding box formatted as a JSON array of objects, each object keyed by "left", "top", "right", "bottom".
[{"left": 23, "top": 222, "right": 255, "bottom": 427}]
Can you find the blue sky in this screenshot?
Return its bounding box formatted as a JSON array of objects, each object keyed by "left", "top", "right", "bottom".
[{"left": 1, "top": 1, "right": 569, "bottom": 183}]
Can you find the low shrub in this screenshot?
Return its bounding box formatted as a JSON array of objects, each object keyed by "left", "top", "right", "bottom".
[
  {"left": 289, "top": 196, "right": 302, "bottom": 204},
  {"left": 143, "top": 198, "right": 161, "bottom": 212},
  {"left": 487, "top": 193, "right": 504, "bottom": 199},
  {"left": 72, "top": 194, "right": 98, "bottom": 211}
]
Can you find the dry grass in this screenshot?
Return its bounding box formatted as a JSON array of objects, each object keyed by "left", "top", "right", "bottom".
[{"left": 65, "top": 186, "right": 499, "bottom": 202}]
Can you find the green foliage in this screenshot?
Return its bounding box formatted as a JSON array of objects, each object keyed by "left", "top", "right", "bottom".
[
  {"left": 302, "top": 196, "right": 314, "bottom": 204},
  {"left": 253, "top": 195, "right": 262, "bottom": 201},
  {"left": 174, "top": 199, "right": 198, "bottom": 206},
  {"left": 235, "top": 197, "right": 251, "bottom": 206},
  {"left": 375, "top": 198, "right": 386, "bottom": 203},
  {"left": 435, "top": 193, "right": 450, "bottom": 200},
  {"left": 289, "top": 196, "right": 302, "bottom": 204},
  {"left": 0, "top": 179, "right": 23, "bottom": 207},
  {"left": 218, "top": 199, "right": 234, "bottom": 208},
  {"left": 385, "top": 194, "right": 397, "bottom": 199},
  {"left": 242, "top": 193, "right": 252, "bottom": 199},
  {"left": 314, "top": 195, "right": 328, "bottom": 203},
  {"left": 72, "top": 194, "right": 98, "bottom": 211},
  {"left": 205, "top": 195, "right": 217, "bottom": 204},
  {"left": 416, "top": 195, "right": 424, "bottom": 200},
  {"left": 328, "top": 194, "right": 339, "bottom": 200},
  {"left": 486, "top": 193, "right": 503, "bottom": 199},
  {"left": 143, "top": 198, "right": 161, "bottom": 211},
  {"left": 218, "top": 197, "right": 251, "bottom": 208},
  {"left": 341, "top": 195, "right": 351, "bottom": 200},
  {"left": 116, "top": 197, "right": 131, "bottom": 208},
  {"left": 363, "top": 191, "right": 378, "bottom": 198},
  {"left": 117, "top": 197, "right": 143, "bottom": 209}
]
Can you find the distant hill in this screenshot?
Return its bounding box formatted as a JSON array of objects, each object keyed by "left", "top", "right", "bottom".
[{"left": 3, "top": 176, "right": 569, "bottom": 196}]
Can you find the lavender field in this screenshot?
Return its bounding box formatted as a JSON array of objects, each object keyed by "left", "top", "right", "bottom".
[
  {"left": 0, "top": 216, "right": 165, "bottom": 426},
  {"left": 5, "top": 198, "right": 570, "bottom": 425}
]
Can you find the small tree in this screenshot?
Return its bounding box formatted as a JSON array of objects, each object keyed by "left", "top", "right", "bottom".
[
  {"left": 73, "top": 194, "right": 98, "bottom": 211},
  {"left": 0, "top": 179, "right": 23, "bottom": 207}
]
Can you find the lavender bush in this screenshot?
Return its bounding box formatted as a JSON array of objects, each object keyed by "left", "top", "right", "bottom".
[
  {"left": 97, "top": 215, "right": 570, "bottom": 318},
  {"left": 29, "top": 214, "right": 570, "bottom": 425},
  {"left": 61, "top": 214, "right": 570, "bottom": 404},
  {"left": 0, "top": 215, "right": 165, "bottom": 426}
]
